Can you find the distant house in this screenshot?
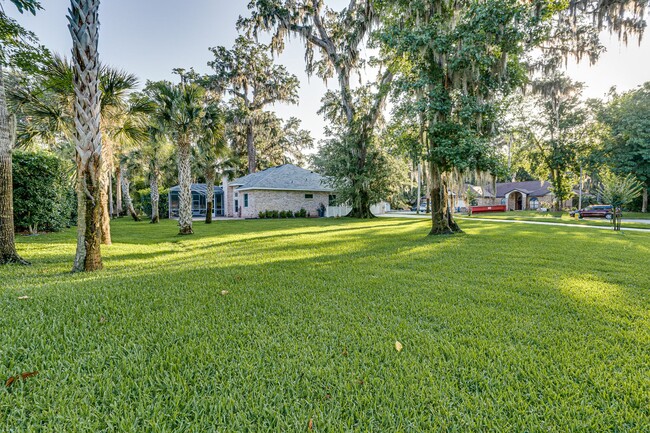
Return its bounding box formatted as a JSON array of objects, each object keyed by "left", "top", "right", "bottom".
[
  {"left": 460, "top": 181, "right": 573, "bottom": 211},
  {"left": 497, "top": 181, "right": 573, "bottom": 210},
  {"left": 224, "top": 164, "right": 337, "bottom": 218},
  {"left": 168, "top": 184, "right": 224, "bottom": 219}
]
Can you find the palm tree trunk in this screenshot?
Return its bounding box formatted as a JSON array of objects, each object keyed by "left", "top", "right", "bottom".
[
  {"left": 205, "top": 169, "right": 215, "bottom": 224},
  {"left": 642, "top": 187, "right": 648, "bottom": 213},
  {"left": 115, "top": 164, "right": 123, "bottom": 216},
  {"left": 177, "top": 139, "right": 193, "bottom": 234},
  {"left": 0, "top": 63, "right": 29, "bottom": 265},
  {"left": 108, "top": 172, "right": 114, "bottom": 218},
  {"left": 150, "top": 168, "right": 160, "bottom": 224},
  {"left": 69, "top": 0, "right": 103, "bottom": 272},
  {"left": 120, "top": 168, "right": 139, "bottom": 222},
  {"left": 246, "top": 122, "right": 256, "bottom": 174},
  {"left": 100, "top": 167, "right": 111, "bottom": 244},
  {"left": 99, "top": 142, "right": 112, "bottom": 244}
]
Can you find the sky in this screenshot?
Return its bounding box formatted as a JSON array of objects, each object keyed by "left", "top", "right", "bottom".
[{"left": 9, "top": 0, "right": 650, "bottom": 143}]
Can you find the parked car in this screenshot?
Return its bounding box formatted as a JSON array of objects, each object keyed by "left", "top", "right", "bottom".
[
  {"left": 570, "top": 205, "right": 620, "bottom": 220},
  {"left": 411, "top": 202, "right": 428, "bottom": 213}
]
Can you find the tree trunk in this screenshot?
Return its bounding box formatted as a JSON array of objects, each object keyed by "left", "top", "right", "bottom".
[
  {"left": 642, "top": 187, "right": 648, "bottom": 213},
  {"left": 348, "top": 186, "right": 374, "bottom": 218},
  {"left": 246, "top": 122, "right": 256, "bottom": 174},
  {"left": 205, "top": 169, "right": 215, "bottom": 224},
  {"left": 120, "top": 168, "right": 139, "bottom": 222},
  {"left": 69, "top": 5, "right": 102, "bottom": 271},
  {"left": 150, "top": 168, "right": 160, "bottom": 224},
  {"left": 99, "top": 162, "right": 111, "bottom": 244},
  {"left": 99, "top": 135, "right": 112, "bottom": 243},
  {"left": 0, "top": 63, "right": 29, "bottom": 265},
  {"left": 177, "top": 140, "right": 193, "bottom": 235},
  {"left": 108, "top": 172, "right": 114, "bottom": 218},
  {"left": 115, "top": 164, "right": 123, "bottom": 216},
  {"left": 69, "top": 0, "right": 103, "bottom": 272},
  {"left": 429, "top": 162, "right": 462, "bottom": 236}
]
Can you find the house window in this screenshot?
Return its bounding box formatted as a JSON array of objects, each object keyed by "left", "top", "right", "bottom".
[
  {"left": 501, "top": 198, "right": 506, "bottom": 205},
  {"left": 305, "top": 194, "right": 314, "bottom": 199},
  {"left": 328, "top": 195, "right": 337, "bottom": 206},
  {"left": 235, "top": 199, "right": 239, "bottom": 213},
  {"left": 530, "top": 198, "right": 539, "bottom": 210},
  {"left": 244, "top": 194, "right": 249, "bottom": 208}
]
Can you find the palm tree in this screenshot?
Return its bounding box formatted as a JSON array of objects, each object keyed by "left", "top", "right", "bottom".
[
  {"left": 117, "top": 153, "right": 140, "bottom": 222},
  {"left": 148, "top": 78, "right": 209, "bottom": 235},
  {"left": 195, "top": 103, "right": 227, "bottom": 224},
  {"left": 9, "top": 54, "right": 142, "bottom": 244},
  {"left": 129, "top": 124, "right": 172, "bottom": 224},
  {"left": 68, "top": 0, "right": 103, "bottom": 272}
]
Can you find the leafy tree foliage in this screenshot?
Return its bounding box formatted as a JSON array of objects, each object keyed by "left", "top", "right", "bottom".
[
  {"left": 510, "top": 75, "right": 596, "bottom": 210},
  {"left": 378, "top": 0, "right": 537, "bottom": 234},
  {"left": 206, "top": 36, "right": 299, "bottom": 174},
  {"left": 240, "top": 0, "right": 394, "bottom": 218},
  {"left": 226, "top": 108, "right": 313, "bottom": 173},
  {"left": 598, "top": 83, "right": 650, "bottom": 212}
]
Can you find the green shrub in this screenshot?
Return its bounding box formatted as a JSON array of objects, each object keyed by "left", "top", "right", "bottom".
[
  {"left": 258, "top": 211, "right": 266, "bottom": 219},
  {"left": 271, "top": 210, "right": 279, "bottom": 219},
  {"left": 12, "top": 151, "right": 76, "bottom": 233},
  {"left": 297, "top": 208, "right": 307, "bottom": 218},
  {"left": 139, "top": 188, "right": 170, "bottom": 219}
]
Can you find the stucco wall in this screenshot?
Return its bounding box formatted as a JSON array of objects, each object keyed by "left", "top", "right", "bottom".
[{"left": 234, "top": 189, "right": 331, "bottom": 218}]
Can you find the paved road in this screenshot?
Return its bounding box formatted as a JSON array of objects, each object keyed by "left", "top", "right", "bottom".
[{"left": 381, "top": 212, "right": 650, "bottom": 233}]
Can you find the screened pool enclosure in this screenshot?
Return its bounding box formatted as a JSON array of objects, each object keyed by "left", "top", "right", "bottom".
[{"left": 168, "top": 184, "right": 224, "bottom": 219}]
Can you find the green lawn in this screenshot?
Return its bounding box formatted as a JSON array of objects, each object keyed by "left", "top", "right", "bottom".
[
  {"left": 2, "top": 218, "right": 649, "bottom": 432},
  {"left": 463, "top": 210, "right": 650, "bottom": 229}
]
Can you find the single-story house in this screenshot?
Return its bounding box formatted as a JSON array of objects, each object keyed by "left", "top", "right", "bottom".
[
  {"left": 224, "top": 164, "right": 337, "bottom": 218},
  {"left": 457, "top": 180, "right": 573, "bottom": 211},
  {"left": 168, "top": 164, "right": 390, "bottom": 219},
  {"left": 496, "top": 181, "right": 573, "bottom": 210},
  {"left": 168, "top": 184, "right": 224, "bottom": 219}
]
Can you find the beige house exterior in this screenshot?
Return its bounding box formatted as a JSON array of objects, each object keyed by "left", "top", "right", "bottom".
[{"left": 224, "top": 164, "right": 337, "bottom": 218}]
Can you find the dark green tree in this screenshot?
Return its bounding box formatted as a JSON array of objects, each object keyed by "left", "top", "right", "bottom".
[
  {"left": 206, "top": 36, "right": 299, "bottom": 174},
  {"left": 239, "top": 0, "right": 394, "bottom": 218},
  {"left": 598, "top": 83, "right": 650, "bottom": 212},
  {"left": 0, "top": 0, "right": 46, "bottom": 264},
  {"left": 378, "top": 0, "right": 536, "bottom": 234},
  {"left": 511, "top": 75, "right": 593, "bottom": 210}
]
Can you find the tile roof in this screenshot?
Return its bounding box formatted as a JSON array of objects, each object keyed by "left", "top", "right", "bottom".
[{"left": 229, "top": 164, "right": 335, "bottom": 192}]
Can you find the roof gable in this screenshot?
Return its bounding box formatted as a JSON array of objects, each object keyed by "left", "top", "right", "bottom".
[
  {"left": 230, "top": 164, "right": 335, "bottom": 192},
  {"left": 496, "top": 181, "right": 552, "bottom": 197}
]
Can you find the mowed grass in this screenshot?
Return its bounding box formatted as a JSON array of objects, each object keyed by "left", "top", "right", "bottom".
[{"left": 1, "top": 218, "right": 649, "bottom": 432}]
